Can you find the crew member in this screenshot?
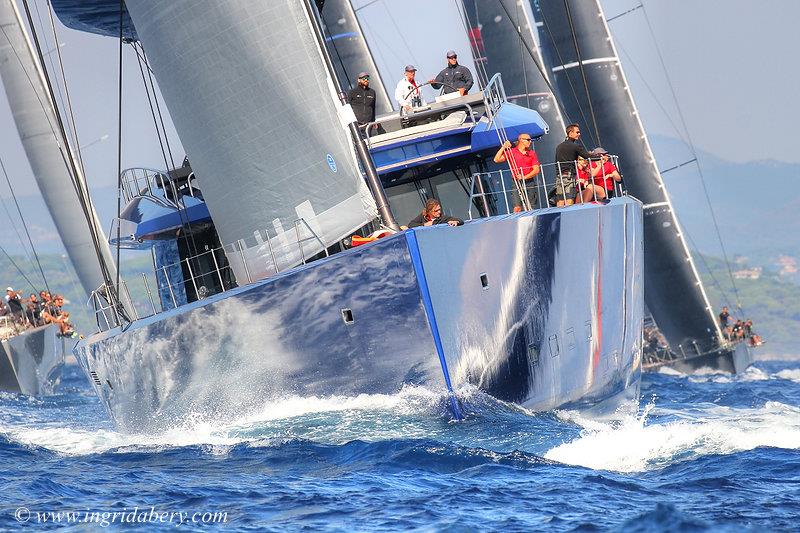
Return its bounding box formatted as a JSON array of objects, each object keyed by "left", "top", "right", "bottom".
[
  {"left": 348, "top": 71, "right": 382, "bottom": 136},
  {"left": 429, "top": 50, "right": 473, "bottom": 96},
  {"left": 4, "top": 287, "right": 24, "bottom": 324},
  {"left": 553, "top": 124, "right": 592, "bottom": 207},
  {"left": 395, "top": 65, "right": 425, "bottom": 112},
  {"left": 590, "top": 147, "right": 622, "bottom": 198},
  {"left": 408, "top": 198, "right": 463, "bottom": 228},
  {"left": 493, "top": 133, "right": 540, "bottom": 212}
]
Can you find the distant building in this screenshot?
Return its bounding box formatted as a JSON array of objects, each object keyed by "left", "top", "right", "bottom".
[
  {"left": 776, "top": 256, "right": 798, "bottom": 277},
  {"left": 733, "top": 267, "right": 762, "bottom": 280}
]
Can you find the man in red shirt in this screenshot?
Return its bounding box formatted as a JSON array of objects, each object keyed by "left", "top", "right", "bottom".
[
  {"left": 590, "top": 147, "right": 622, "bottom": 198},
  {"left": 493, "top": 133, "right": 541, "bottom": 212},
  {"left": 575, "top": 156, "right": 606, "bottom": 204}
]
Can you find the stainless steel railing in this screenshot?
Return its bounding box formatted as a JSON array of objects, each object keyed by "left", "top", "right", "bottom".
[
  {"left": 467, "top": 155, "right": 626, "bottom": 218},
  {"left": 118, "top": 167, "right": 197, "bottom": 205},
  {"left": 89, "top": 217, "right": 331, "bottom": 332}
]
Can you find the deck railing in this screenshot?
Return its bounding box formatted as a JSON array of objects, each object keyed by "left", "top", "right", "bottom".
[
  {"left": 90, "top": 217, "right": 331, "bottom": 332},
  {"left": 467, "top": 156, "right": 625, "bottom": 218},
  {"left": 119, "top": 167, "right": 198, "bottom": 205}
]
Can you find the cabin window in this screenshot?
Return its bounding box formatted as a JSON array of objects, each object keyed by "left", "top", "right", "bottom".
[
  {"left": 566, "top": 327, "right": 576, "bottom": 350},
  {"left": 548, "top": 334, "right": 559, "bottom": 357},
  {"left": 341, "top": 308, "right": 354, "bottom": 325},
  {"left": 479, "top": 273, "right": 489, "bottom": 290}
]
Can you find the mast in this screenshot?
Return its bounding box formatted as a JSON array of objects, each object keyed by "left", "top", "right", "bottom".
[
  {"left": 460, "top": 0, "right": 565, "bottom": 163},
  {"left": 0, "top": 0, "right": 118, "bottom": 299},
  {"left": 320, "top": 0, "right": 393, "bottom": 115},
  {"left": 536, "top": 0, "right": 722, "bottom": 354}
]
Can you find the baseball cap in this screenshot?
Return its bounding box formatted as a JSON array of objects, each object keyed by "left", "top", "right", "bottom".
[
  {"left": 404, "top": 64, "right": 417, "bottom": 72},
  {"left": 357, "top": 71, "right": 369, "bottom": 79},
  {"left": 592, "top": 147, "right": 608, "bottom": 155},
  {"left": 446, "top": 50, "right": 457, "bottom": 58},
  {"left": 6, "top": 287, "right": 13, "bottom": 291}
]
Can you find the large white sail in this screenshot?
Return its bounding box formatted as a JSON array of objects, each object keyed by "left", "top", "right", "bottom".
[
  {"left": 0, "top": 0, "right": 115, "bottom": 298},
  {"left": 124, "top": 0, "right": 378, "bottom": 283}
]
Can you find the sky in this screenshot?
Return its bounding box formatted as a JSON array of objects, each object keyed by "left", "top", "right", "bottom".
[{"left": 0, "top": 0, "right": 798, "bottom": 201}]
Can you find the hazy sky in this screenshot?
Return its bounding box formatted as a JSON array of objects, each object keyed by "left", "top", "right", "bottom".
[{"left": 1, "top": 0, "right": 798, "bottom": 203}]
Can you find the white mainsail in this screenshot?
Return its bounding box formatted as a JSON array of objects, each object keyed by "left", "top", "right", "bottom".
[
  {"left": 124, "top": 0, "right": 378, "bottom": 283},
  {"left": 0, "top": 0, "right": 115, "bottom": 298}
]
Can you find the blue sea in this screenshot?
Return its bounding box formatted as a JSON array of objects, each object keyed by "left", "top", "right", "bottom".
[{"left": 1, "top": 360, "right": 799, "bottom": 531}]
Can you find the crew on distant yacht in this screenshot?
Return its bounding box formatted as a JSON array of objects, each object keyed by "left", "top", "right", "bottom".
[
  {"left": 5, "top": 287, "right": 25, "bottom": 325},
  {"left": 348, "top": 71, "right": 383, "bottom": 136},
  {"left": 407, "top": 198, "right": 463, "bottom": 228},
  {"left": 554, "top": 124, "right": 593, "bottom": 207},
  {"left": 493, "top": 133, "right": 541, "bottom": 212},
  {"left": 0, "top": 287, "right": 75, "bottom": 337},
  {"left": 590, "top": 147, "right": 622, "bottom": 198},
  {"left": 429, "top": 50, "right": 474, "bottom": 96},
  {"left": 395, "top": 65, "right": 426, "bottom": 112}
]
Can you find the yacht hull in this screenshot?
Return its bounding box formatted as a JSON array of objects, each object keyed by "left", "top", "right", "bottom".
[
  {"left": 645, "top": 342, "right": 753, "bottom": 375},
  {"left": 0, "top": 324, "right": 65, "bottom": 395},
  {"left": 75, "top": 199, "right": 643, "bottom": 432}
]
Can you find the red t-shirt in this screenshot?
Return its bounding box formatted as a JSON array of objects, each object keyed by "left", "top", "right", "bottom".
[
  {"left": 576, "top": 165, "right": 590, "bottom": 185},
  {"left": 506, "top": 147, "right": 540, "bottom": 180},
  {"left": 591, "top": 160, "right": 618, "bottom": 190}
]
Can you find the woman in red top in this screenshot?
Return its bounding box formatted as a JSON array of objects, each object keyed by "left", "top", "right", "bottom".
[
  {"left": 493, "top": 133, "right": 541, "bottom": 212},
  {"left": 590, "top": 147, "right": 622, "bottom": 197},
  {"left": 575, "top": 156, "right": 606, "bottom": 204}
]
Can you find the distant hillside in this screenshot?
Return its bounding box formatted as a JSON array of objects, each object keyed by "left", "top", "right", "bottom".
[
  {"left": 696, "top": 253, "right": 800, "bottom": 358},
  {"left": 650, "top": 135, "right": 800, "bottom": 283}
]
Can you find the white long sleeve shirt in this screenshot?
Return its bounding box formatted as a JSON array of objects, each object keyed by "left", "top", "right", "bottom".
[{"left": 394, "top": 77, "right": 426, "bottom": 109}]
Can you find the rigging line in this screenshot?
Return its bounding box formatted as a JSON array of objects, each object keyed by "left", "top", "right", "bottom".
[
  {"left": 353, "top": 0, "right": 380, "bottom": 12},
  {"left": 660, "top": 158, "right": 697, "bottom": 175},
  {"left": 44, "top": 0, "right": 87, "bottom": 177},
  {"left": 32, "top": 0, "right": 71, "bottom": 151},
  {"left": 514, "top": 1, "right": 532, "bottom": 109},
  {"left": 640, "top": 1, "right": 744, "bottom": 313},
  {"left": 133, "top": 49, "right": 199, "bottom": 260},
  {"left": 535, "top": 5, "right": 596, "bottom": 147},
  {"left": 19, "top": 0, "right": 117, "bottom": 289},
  {"left": 381, "top": 1, "right": 418, "bottom": 67},
  {"left": 562, "top": 0, "right": 600, "bottom": 146},
  {"left": 491, "top": 0, "right": 576, "bottom": 130},
  {"left": 131, "top": 42, "right": 170, "bottom": 172},
  {"left": 683, "top": 227, "right": 734, "bottom": 309},
  {"left": 615, "top": 40, "right": 690, "bottom": 147},
  {"left": 138, "top": 43, "right": 175, "bottom": 169},
  {"left": 0, "top": 242, "right": 40, "bottom": 294},
  {"left": 324, "top": 21, "right": 353, "bottom": 90},
  {"left": 453, "top": 0, "right": 488, "bottom": 88},
  {"left": 0, "top": 194, "right": 35, "bottom": 267},
  {"left": 0, "top": 156, "right": 49, "bottom": 294},
  {"left": 606, "top": 3, "right": 643, "bottom": 23}
]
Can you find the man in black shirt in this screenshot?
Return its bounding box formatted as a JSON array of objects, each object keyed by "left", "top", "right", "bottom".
[
  {"left": 429, "top": 50, "right": 474, "bottom": 96},
  {"left": 553, "top": 124, "right": 592, "bottom": 206},
  {"left": 348, "top": 71, "right": 383, "bottom": 137}
]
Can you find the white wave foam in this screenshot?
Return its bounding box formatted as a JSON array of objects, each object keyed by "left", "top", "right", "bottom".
[
  {"left": 0, "top": 385, "right": 448, "bottom": 456},
  {"left": 775, "top": 369, "right": 800, "bottom": 382},
  {"left": 544, "top": 401, "right": 800, "bottom": 473}
]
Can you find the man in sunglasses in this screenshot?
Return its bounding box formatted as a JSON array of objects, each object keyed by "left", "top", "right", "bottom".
[
  {"left": 348, "top": 71, "right": 381, "bottom": 136},
  {"left": 493, "top": 133, "right": 541, "bottom": 212},
  {"left": 429, "top": 50, "right": 473, "bottom": 96},
  {"left": 553, "top": 124, "right": 592, "bottom": 207}
]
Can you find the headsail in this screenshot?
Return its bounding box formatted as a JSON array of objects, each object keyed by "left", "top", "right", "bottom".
[
  {"left": 123, "top": 0, "right": 378, "bottom": 283},
  {"left": 0, "top": 0, "right": 116, "bottom": 298},
  {"left": 536, "top": 0, "right": 722, "bottom": 353},
  {"left": 460, "top": 0, "right": 564, "bottom": 162}
]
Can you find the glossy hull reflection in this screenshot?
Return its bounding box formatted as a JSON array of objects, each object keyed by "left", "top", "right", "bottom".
[
  {"left": 0, "top": 324, "right": 65, "bottom": 396},
  {"left": 75, "top": 199, "right": 643, "bottom": 432}
]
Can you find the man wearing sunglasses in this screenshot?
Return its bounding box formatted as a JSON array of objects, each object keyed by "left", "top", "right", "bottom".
[
  {"left": 348, "top": 71, "right": 380, "bottom": 135},
  {"left": 429, "top": 50, "right": 473, "bottom": 96},
  {"left": 553, "top": 124, "right": 593, "bottom": 207},
  {"left": 493, "top": 133, "right": 541, "bottom": 212}
]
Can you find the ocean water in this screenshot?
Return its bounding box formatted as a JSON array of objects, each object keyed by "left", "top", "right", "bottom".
[{"left": 1, "top": 361, "right": 799, "bottom": 531}]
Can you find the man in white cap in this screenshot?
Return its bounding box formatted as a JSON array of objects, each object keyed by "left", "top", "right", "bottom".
[
  {"left": 5, "top": 287, "right": 25, "bottom": 324},
  {"left": 430, "top": 50, "right": 473, "bottom": 96},
  {"left": 395, "top": 64, "right": 425, "bottom": 112}
]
